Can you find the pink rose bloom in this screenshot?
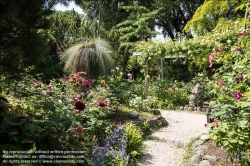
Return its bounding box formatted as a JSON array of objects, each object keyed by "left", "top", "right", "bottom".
[
  {"left": 127, "top": 73, "right": 132, "bottom": 79},
  {"left": 217, "top": 79, "right": 223, "bottom": 87},
  {"left": 209, "top": 52, "right": 216, "bottom": 68},
  {"left": 34, "top": 80, "right": 40, "bottom": 86},
  {"left": 234, "top": 92, "right": 243, "bottom": 100}
]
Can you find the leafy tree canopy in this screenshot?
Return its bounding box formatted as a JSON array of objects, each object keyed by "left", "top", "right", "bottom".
[
  {"left": 109, "top": 1, "right": 158, "bottom": 69},
  {"left": 183, "top": 0, "right": 246, "bottom": 36},
  {"left": 0, "top": 0, "right": 71, "bottom": 78},
  {"left": 155, "top": 0, "right": 205, "bottom": 39}
]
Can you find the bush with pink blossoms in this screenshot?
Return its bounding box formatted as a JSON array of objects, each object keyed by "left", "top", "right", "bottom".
[
  {"left": 207, "top": 29, "right": 250, "bottom": 164},
  {"left": 0, "top": 71, "right": 118, "bottom": 165}
]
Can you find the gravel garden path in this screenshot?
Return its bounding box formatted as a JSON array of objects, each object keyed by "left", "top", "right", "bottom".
[{"left": 137, "top": 110, "right": 208, "bottom": 166}]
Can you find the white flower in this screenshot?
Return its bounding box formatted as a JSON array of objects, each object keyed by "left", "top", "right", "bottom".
[{"left": 42, "top": 90, "right": 47, "bottom": 96}]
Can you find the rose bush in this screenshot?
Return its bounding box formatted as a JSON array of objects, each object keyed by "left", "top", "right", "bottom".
[
  {"left": 207, "top": 30, "right": 250, "bottom": 165},
  {"left": 0, "top": 71, "right": 122, "bottom": 165}
]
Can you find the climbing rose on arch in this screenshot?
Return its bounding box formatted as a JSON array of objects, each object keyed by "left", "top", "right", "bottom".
[
  {"left": 209, "top": 52, "right": 216, "bottom": 68},
  {"left": 217, "top": 79, "right": 223, "bottom": 87}
]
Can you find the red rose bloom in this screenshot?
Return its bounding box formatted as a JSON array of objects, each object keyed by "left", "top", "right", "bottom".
[
  {"left": 98, "top": 101, "right": 106, "bottom": 107},
  {"left": 82, "top": 80, "right": 90, "bottom": 87},
  {"left": 74, "top": 101, "right": 86, "bottom": 111},
  {"left": 238, "top": 32, "right": 246, "bottom": 38},
  {"left": 77, "top": 126, "right": 84, "bottom": 133},
  {"left": 45, "top": 80, "right": 50, "bottom": 85}
]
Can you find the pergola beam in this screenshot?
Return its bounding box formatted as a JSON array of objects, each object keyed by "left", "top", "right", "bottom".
[{"left": 132, "top": 52, "right": 186, "bottom": 97}]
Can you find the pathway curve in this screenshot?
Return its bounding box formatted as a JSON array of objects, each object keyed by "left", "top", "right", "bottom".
[{"left": 137, "top": 110, "right": 208, "bottom": 166}]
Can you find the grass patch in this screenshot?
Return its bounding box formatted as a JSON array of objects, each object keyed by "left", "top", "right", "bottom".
[
  {"left": 182, "top": 138, "right": 196, "bottom": 166},
  {"left": 144, "top": 135, "right": 164, "bottom": 142},
  {"left": 176, "top": 142, "right": 185, "bottom": 149}
]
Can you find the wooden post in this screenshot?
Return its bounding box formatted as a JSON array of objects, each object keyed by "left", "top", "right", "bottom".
[
  {"left": 160, "top": 58, "right": 164, "bottom": 79},
  {"left": 145, "top": 60, "right": 149, "bottom": 97},
  {"left": 243, "top": 0, "right": 250, "bottom": 32}
]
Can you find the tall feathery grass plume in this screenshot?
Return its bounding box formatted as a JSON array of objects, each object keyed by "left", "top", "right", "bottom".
[{"left": 60, "top": 38, "right": 114, "bottom": 78}]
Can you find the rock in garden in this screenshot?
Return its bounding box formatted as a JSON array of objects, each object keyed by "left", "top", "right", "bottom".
[
  {"left": 151, "top": 109, "right": 161, "bottom": 115},
  {"left": 189, "top": 94, "right": 196, "bottom": 106},
  {"left": 190, "top": 154, "right": 201, "bottom": 165},
  {"left": 197, "top": 107, "right": 202, "bottom": 112},
  {"left": 206, "top": 107, "right": 211, "bottom": 113},
  {"left": 189, "top": 83, "right": 203, "bottom": 106},
  {"left": 147, "top": 115, "right": 168, "bottom": 129},
  {"left": 192, "top": 140, "right": 203, "bottom": 149},
  {"left": 203, "top": 155, "right": 216, "bottom": 162},
  {"left": 188, "top": 107, "right": 194, "bottom": 111},
  {"left": 199, "top": 160, "right": 210, "bottom": 166},
  {"left": 200, "top": 135, "right": 209, "bottom": 141},
  {"left": 129, "top": 111, "right": 139, "bottom": 119},
  {"left": 175, "top": 106, "right": 179, "bottom": 110},
  {"left": 202, "top": 108, "right": 206, "bottom": 112},
  {"left": 192, "top": 83, "right": 203, "bottom": 94},
  {"left": 184, "top": 105, "right": 189, "bottom": 110},
  {"left": 179, "top": 106, "right": 184, "bottom": 110}
]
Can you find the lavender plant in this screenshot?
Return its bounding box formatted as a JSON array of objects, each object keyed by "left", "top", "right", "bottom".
[{"left": 91, "top": 127, "right": 129, "bottom": 166}]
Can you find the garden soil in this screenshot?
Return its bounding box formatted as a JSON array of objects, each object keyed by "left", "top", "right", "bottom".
[{"left": 137, "top": 110, "right": 207, "bottom": 166}]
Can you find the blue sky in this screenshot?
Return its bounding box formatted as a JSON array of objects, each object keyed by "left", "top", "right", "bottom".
[
  {"left": 54, "top": 2, "right": 83, "bottom": 14},
  {"left": 54, "top": 2, "right": 164, "bottom": 41}
]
